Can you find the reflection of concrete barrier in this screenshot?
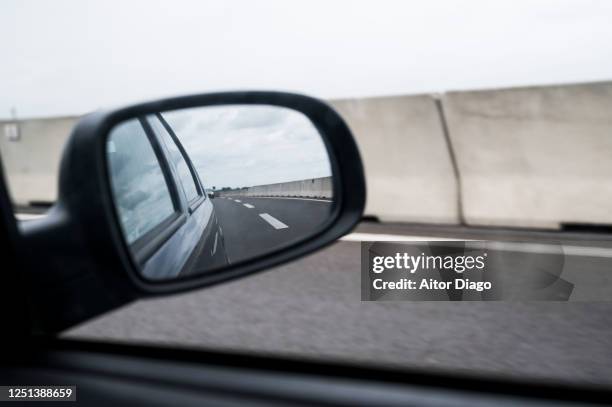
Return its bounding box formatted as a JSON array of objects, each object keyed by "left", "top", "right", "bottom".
[
  {"left": 0, "top": 116, "right": 77, "bottom": 206},
  {"left": 443, "top": 82, "right": 612, "bottom": 228},
  {"left": 330, "top": 96, "right": 460, "bottom": 224},
  {"left": 217, "top": 176, "right": 332, "bottom": 199}
]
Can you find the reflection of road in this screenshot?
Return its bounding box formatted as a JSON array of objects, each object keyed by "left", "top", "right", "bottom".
[{"left": 213, "top": 196, "right": 333, "bottom": 263}]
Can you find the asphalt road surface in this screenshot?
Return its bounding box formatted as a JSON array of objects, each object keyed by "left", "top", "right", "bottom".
[
  {"left": 212, "top": 196, "right": 333, "bottom": 263},
  {"left": 64, "top": 222, "right": 612, "bottom": 387}
]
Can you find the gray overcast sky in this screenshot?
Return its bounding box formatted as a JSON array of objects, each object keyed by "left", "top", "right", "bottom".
[
  {"left": 163, "top": 106, "right": 331, "bottom": 187},
  {"left": 2, "top": 0, "right": 612, "bottom": 119}
]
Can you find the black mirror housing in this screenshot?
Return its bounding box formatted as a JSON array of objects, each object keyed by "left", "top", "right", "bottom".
[{"left": 16, "top": 91, "right": 365, "bottom": 332}]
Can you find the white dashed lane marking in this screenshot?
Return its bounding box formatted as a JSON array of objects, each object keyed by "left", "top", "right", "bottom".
[
  {"left": 15, "top": 213, "right": 46, "bottom": 221},
  {"left": 259, "top": 213, "right": 289, "bottom": 229},
  {"left": 249, "top": 196, "right": 332, "bottom": 203},
  {"left": 243, "top": 204, "right": 255, "bottom": 209},
  {"left": 340, "top": 233, "right": 612, "bottom": 258},
  {"left": 234, "top": 199, "right": 242, "bottom": 203},
  {"left": 211, "top": 232, "right": 218, "bottom": 255},
  {"left": 340, "top": 233, "right": 462, "bottom": 242}
]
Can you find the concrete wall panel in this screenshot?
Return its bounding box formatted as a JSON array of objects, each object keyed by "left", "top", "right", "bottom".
[
  {"left": 0, "top": 117, "right": 77, "bottom": 205},
  {"left": 218, "top": 176, "right": 332, "bottom": 199},
  {"left": 329, "top": 96, "right": 459, "bottom": 224},
  {"left": 443, "top": 82, "right": 612, "bottom": 228}
]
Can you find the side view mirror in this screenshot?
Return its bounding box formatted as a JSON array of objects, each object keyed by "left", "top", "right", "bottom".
[{"left": 17, "top": 92, "right": 365, "bottom": 331}]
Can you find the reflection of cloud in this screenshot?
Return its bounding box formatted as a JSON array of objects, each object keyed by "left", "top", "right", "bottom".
[
  {"left": 107, "top": 119, "right": 176, "bottom": 243},
  {"left": 163, "top": 105, "right": 332, "bottom": 189}
]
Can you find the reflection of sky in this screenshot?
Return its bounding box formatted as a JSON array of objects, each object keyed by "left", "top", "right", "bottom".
[
  {"left": 162, "top": 105, "right": 331, "bottom": 190},
  {"left": 107, "top": 119, "right": 175, "bottom": 243}
]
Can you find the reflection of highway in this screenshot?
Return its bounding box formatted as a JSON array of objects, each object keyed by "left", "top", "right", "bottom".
[{"left": 213, "top": 196, "right": 333, "bottom": 263}]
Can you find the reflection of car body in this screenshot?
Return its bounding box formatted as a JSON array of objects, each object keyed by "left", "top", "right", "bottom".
[{"left": 107, "top": 113, "right": 229, "bottom": 280}]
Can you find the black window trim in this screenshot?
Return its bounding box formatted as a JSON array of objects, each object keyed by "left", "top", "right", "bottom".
[
  {"left": 156, "top": 112, "right": 206, "bottom": 214},
  {"left": 125, "top": 117, "right": 185, "bottom": 265}
]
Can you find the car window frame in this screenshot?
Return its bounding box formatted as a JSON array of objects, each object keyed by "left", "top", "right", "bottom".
[
  {"left": 151, "top": 113, "right": 205, "bottom": 215},
  {"left": 124, "top": 117, "right": 186, "bottom": 266}
]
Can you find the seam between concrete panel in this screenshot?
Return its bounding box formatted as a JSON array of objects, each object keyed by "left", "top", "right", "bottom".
[{"left": 434, "top": 96, "right": 465, "bottom": 225}]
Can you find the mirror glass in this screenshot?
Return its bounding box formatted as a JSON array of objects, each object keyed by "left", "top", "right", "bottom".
[{"left": 105, "top": 105, "right": 334, "bottom": 280}]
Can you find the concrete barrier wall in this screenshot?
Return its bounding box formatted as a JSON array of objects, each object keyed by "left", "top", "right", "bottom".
[
  {"left": 0, "top": 116, "right": 77, "bottom": 206},
  {"left": 4, "top": 82, "right": 612, "bottom": 230},
  {"left": 443, "top": 82, "right": 612, "bottom": 228},
  {"left": 217, "top": 176, "right": 332, "bottom": 199},
  {"left": 330, "top": 96, "right": 460, "bottom": 224}
]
